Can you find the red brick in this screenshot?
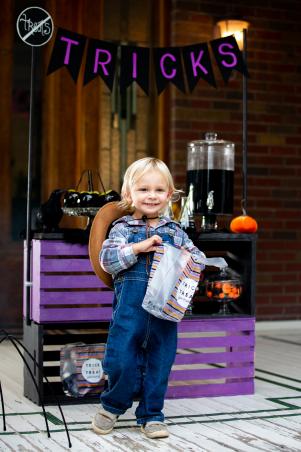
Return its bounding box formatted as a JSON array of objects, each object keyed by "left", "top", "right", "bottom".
[{"left": 169, "top": 0, "right": 301, "bottom": 320}]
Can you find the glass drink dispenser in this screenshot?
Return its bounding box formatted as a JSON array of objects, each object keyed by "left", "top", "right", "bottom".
[{"left": 187, "top": 132, "right": 235, "bottom": 231}]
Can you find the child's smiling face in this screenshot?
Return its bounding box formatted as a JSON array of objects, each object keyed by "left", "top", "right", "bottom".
[{"left": 128, "top": 169, "right": 171, "bottom": 218}]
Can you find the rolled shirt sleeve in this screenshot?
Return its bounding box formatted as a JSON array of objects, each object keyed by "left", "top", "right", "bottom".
[{"left": 99, "top": 223, "right": 138, "bottom": 276}]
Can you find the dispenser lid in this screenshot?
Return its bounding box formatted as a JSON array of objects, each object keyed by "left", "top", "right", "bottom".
[
  {"left": 188, "top": 132, "right": 234, "bottom": 147},
  {"left": 187, "top": 132, "right": 235, "bottom": 171}
]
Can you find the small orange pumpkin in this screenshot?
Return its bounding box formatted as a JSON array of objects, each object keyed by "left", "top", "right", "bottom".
[{"left": 230, "top": 209, "right": 258, "bottom": 234}]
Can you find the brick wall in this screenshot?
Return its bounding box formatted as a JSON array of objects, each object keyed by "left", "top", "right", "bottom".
[{"left": 169, "top": 0, "right": 301, "bottom": 319}]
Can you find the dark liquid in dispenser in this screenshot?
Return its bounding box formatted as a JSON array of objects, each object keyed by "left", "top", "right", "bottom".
[{"left": 187, "top": 169, "right": 234, "bottom": 214}]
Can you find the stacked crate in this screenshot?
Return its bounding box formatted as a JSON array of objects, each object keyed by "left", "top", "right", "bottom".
[{"left": 23, "top": 237, "right": 255, "bottom": 405}]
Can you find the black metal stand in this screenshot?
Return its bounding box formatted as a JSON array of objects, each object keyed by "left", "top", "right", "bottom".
[
  {"left": 242, "top": 28, "right": 248, "bottom": 212},
  {"left": 0, "top": 329, "right": 72, "bottom": 447},
  {"left": 25, "top": 47, "right": 37, "bottom": 326}
]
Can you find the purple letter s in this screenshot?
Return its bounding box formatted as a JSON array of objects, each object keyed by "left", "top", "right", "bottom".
[{"left": 218, "top": 43, "right": 238, "bottom": 68}]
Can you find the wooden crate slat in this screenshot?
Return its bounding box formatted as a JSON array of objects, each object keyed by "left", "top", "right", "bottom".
[
  {"left": 178, "top": 333, "right": 254, "bottom": 348},
  {"left": 40, "top": 274, "right": 105, "bottom": 289},
  {"left": 40, "top": 290, "right": 113, "bottom": 305},
  {"left": 169, "top": 365, "right": 253, "bottom": 381},
  {"left": 179, "top": 318, "right": 255, "bottom": 333},
  {"left": 42, "top": 381, "right": 101, "bottom": 401},
  {"left": 38, "top": 240, "right": 88, "bottom": 256},
  {"left": 166, "top": 380, "right": 254, "bottom": 398},
  {"left": 174, "top": 350, "right": 254, "bottom": 365},
  {"left": 40, "top": 257, "right": 94, "bottom": 272},
  {"left": 43, "top": 332, "right": 109, "bottom": 346},
  {"left": 39, "top": 307, "right": 113, "bottom": 323}
]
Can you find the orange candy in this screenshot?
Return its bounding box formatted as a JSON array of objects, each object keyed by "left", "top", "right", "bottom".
[
  {"left": 222, "top": 283, "right": 232, "bottom": 294},
  {"left": 206, "top": 281, "right": 241, "bottom": 300}
]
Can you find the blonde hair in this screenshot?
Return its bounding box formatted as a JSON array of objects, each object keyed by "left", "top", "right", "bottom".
[{"left": 119, "top": 157, "right": 181, "bottom": 212}]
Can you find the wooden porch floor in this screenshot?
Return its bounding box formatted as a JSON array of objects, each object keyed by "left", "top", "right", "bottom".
[{"left": 1, "top": 321, "right": 301, "bottom": 451}]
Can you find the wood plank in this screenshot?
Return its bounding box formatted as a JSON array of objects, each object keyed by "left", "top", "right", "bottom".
[
  {"left": 178, "top": 334, "right": 255, "bottom": 348},
  {"left": 40, "top": 258, "right": 94, "bottom": 272},
  {"left": 169, "top": 366, "right": 254, "bottom": 381},
  {"left": 38, "top": 241, "right": 89, "bottom": 256},
  {"left": 185, "top": 422, "right": 277, "bottom": 452},
  {"left": 179, "top": 318, "right": 255, "bottom": 333},
  {"left": 174, "top": 350, "right": 254, "bottom": 365},
  {"left": 39, "top": 291, "right": 113, "bottom": 305},
  {"left": 39, "top": 307, "right": 112, "bottom": 323},
  {"left": 165, "top": 423, "right": 237, "bottom": 451},
  {"left": 40, "top": 275, "right": 105, "bottom": 289},
  {"left": 222, "top": 419, "right": 301, "bottom": 451},
  {"left": 166, "top": 381, "right": 254, "bottom": 398}
]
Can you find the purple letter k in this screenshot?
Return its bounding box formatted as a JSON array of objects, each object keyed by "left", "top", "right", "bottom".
[{"left": 190, "top": 50, "right": 208, "bottom": 76}]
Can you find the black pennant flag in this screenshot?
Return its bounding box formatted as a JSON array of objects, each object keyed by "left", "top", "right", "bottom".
[
  {"left": 182, "top": 43, "right": 216, "bottom": 91},
  {"left": 153, "top": 47, "right": 185, "bottom": 95},
  {"left": 47, "top": 28, "right": 86, "bottom": 82},
  {"left": 210, "top": 36, "right": 249, "bottom": 83},
  {"left": 84, "top": 39, "right": 117, "bottom": 91},
  {"left": 120, "top": 46, "right": 150, "bottom": 95}
]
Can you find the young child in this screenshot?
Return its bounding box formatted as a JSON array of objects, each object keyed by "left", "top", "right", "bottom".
[{"left": 92, "top": 157, "right": 206, "bottom": 439}]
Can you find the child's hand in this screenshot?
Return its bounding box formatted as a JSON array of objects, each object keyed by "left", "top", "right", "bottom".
[{"left": 132, "top": 235, "right": 162, "bottom": 255}]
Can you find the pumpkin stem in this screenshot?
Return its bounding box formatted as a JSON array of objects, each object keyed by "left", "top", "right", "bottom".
[{"left": 241, "top": 199, "right": 247, "bottom": 216}]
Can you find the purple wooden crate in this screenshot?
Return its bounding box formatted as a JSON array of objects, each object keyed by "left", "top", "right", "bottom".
[
  {"left": 166, "top": 317, "right": 255, "bottom": 398},
  {"left": 24, "top": 240, "right": 114, "bottom": 323},
  {"left": 24, "top": 240, "right": 255, "bottom": 399}
]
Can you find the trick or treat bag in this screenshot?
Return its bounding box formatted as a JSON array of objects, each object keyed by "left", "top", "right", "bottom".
[
  {"left": 60, "top": 343, "right": 106, "bottom": 397},
  {"left": 142, "top": 243, "right": 203, "bottom": 322}
]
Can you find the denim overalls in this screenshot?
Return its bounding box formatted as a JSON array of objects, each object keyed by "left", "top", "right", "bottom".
[{"left": 101, "top": 222, "right": 178, "bottom": 425}]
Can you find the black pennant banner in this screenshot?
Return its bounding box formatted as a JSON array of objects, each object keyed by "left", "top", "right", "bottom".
[
  {"left": 153, "top": 47, "right": 185, "bottom": 95},
  {"left": 120, "top": 46, "right": 150, "bottom": 95},
  {"left": 210, "top": 35, "right": 249, "bottom": 83},
  {"left": 47, "top": 27, "right": 249, "bottom": 94},
  {"left": 47, "top": 28, "right": 86, "bottom": 82},
  {"left": 84, "top": 39, "right": 117, "bottom": 91},
  {"left": 182, "top": 43, "right": 216, "bottom": 91}
]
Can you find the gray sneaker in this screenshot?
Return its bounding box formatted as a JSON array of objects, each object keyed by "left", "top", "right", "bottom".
[
  {"left": 92, "top": 408, "right": 118, "bottom": 435},
  {"left": 141, "top": 421, "right": 169, "bottom": 439}
]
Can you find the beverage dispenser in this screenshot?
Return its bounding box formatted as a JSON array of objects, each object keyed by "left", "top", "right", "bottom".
[{"left": 186, "top": 132, "right": 235, "bottom": 231}]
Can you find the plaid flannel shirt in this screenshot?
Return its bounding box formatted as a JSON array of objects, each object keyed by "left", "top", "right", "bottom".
[{"left": 99, "top": 215, "right": 206, "bottom": 279}]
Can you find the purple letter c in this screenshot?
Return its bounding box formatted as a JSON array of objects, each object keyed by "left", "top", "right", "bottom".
[{"left": 160, "top": 53, "right": 177, "bottom": 79}]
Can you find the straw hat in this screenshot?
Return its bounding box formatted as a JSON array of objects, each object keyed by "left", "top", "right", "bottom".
[{"left": 89, "top": 201, "right": 130, "bottom": 288}]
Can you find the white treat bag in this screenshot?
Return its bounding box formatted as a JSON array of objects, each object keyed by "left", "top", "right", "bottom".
[{"left": 142, "top": 244, "right": 202, "bottom": 322}]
